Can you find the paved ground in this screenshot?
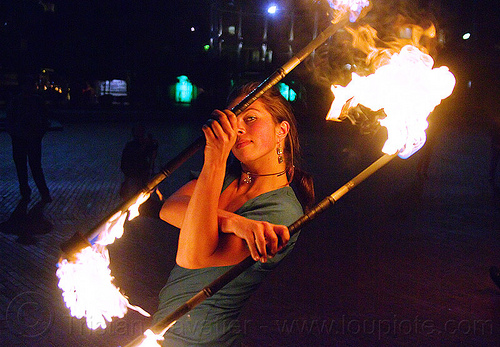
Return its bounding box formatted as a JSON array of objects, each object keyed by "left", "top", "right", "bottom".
[{"left": 0, "top": 108, "right": 499, "bottom": 346}]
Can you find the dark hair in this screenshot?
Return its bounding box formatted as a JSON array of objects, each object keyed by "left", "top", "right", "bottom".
[{"left": 228, "top": 82, "right": 315, "bottom": 212}]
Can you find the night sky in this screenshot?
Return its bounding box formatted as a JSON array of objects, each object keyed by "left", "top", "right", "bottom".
[
  {"left": 0, "top": 1, "right": 497, "bottom": 84},
  {"left": 0, "top": 1, "right": 211, "bottom": 80}
]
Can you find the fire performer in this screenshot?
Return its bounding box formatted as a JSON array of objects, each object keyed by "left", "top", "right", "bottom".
[
  {"left": 153, "top": 82, "right": 315, "bottom": 345},
  {"left": 56, "top": 1, "right": 373, "bottom": 332}
]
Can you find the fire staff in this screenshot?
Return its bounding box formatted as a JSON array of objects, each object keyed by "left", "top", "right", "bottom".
[{"left": 153, "top": 82, "right": 315, "bottom": 346}]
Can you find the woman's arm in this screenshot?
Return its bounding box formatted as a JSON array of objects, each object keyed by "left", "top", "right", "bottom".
[
  {"left": 160, "top": 187, "right": 290, "bottom": 264},
  {"left": 175, "top": 111, "right": 237, "bottom": 269},
  {"left": 218, "top": 210, "right": 289, "bottom": 263},
  {"left": 159, "top": 179, "right": 196, "bottom": 228}
]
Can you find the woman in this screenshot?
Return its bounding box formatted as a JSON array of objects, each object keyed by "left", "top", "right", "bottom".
[{"left": 154, "top": 82, "right": 314, "bottom": 346}]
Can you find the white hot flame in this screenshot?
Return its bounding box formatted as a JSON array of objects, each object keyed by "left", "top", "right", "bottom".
[
  {"left": 136, "top": 321, "right": 177, "bottom": 346},
  {"left": 56, "top": 191, "right": 151, "bottom": 329},
  {"left": 136, "top": 329, "right": 167, "bottom": 347},
  {"left": 328, "top": 0, "right": 371, "bottom": 22},
  {"left": 326, "top": 45, "right": 456, "bottom": 158},
  {"left": 56, "top": 246, "right": 138, "bottom": 329}
]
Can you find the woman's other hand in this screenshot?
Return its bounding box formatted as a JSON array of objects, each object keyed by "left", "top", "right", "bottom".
[{"left": 220, "top": 213, "right": 290, "bottom": 262}]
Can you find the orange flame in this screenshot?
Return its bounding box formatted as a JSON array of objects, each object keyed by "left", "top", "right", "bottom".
[
  {"left": 326, "top": 23, "right": 455, "bottom": 158},
  {"left": 56, "top": 191, "right": 151, "bottom": 329}
]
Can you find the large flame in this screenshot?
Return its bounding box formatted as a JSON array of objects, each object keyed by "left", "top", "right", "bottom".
[
  {"left": 56, "top": 192, "right": 151, "bottom": 329},
  {"left": 326, "top": 23, "right": 455, "bottom": 158}
]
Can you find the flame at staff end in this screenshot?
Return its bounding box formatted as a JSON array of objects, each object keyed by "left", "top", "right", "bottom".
[
  {"left": 133, "top": 323, "right": 178, "bottom": 347},
  {"left": 328, "top": 0, "right": 372, "bottom": 23},
  {"left": 56, "top": 191, "right": 151, "bottom": 329},
  {"left": 136, "top": 329, "right": 164, "bottom": 347},
  {"left": 326, "top": 21, "right": 456, "bottom": 159}
]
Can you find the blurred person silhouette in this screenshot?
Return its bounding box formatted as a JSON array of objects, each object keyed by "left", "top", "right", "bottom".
[
  {"left": 6, "top": 74, "right": 52, "bottom": 203},
  {"left": 119, "top": 123, "right": 158, "bottom": 200},
  {"left": 82, "top": 81, "right": 96, "bottom": 105}
]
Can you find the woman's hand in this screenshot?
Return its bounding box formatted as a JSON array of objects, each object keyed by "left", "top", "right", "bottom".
[
  {"left": 220, "top": 212, "right": 290, "bottom": 262},
  {"left": 202, "top": 109, "right": 238, "bottom": 164},
  {"left": 175, "top": 110, "right": 238, "bottom": 269}
]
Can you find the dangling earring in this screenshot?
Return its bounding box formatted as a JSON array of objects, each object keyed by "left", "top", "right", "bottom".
[{"left": 277, "top": 145, "right": 284, "bottom": 164}]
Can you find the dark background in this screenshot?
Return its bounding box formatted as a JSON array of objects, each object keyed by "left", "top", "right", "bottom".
[{"left": 0, "top": 0, "right": 497, "bottom": 109}]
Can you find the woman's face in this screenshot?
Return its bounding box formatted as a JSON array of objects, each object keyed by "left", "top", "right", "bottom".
[{"left": 229, "top": 97, "right": 282, "bottom": 166}]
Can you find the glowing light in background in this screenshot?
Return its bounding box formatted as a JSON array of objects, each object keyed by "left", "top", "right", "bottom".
[
  {"left": 175, "top": 75, "right": 194, "bottom": 103},
  {"left": 278, "top": 82, "right": 297, "bottom": 102},
  {"left": 267, "top": 4, "right": 277, "bottom": 14},
  {"left": 98, "top": 79, "right": 127, "bottom": 97},
  {"left": 462, "top": 32, "right": 471, "bottom": 40}
]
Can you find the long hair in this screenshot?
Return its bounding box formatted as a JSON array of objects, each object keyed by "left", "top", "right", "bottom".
[{"left": 228, "top": 82, "right": 315, "bottom": 212}]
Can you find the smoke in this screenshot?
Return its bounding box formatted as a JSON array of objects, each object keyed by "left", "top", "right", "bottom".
[{"left": 299, "top": 0, "right": 441, "bottom": 88}]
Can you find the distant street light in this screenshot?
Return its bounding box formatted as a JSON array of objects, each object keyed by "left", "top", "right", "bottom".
[
  {"left": 267, "top": 5, "right": 277, "bottom": 14},
  {"left": 462, "top": 32, "right": 471, "bottom": 40}
]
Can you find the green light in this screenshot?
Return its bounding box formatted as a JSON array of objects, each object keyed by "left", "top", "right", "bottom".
[
  {"left": 175, "top": 75, "right": 194, "bottom": 103},
  {"left": 204, "top": 44, "right": 210, "bottom": 51},
  {"left": 278, "top": 82, "right": 296, "bottom": 102}
]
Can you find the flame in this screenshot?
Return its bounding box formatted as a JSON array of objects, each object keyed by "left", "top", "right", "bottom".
[
  {"left": 137, "top": 329, "right": 164, "bottom": 347},
  {"left": 96, "top": 191, "right": 151, "bottom": 246},
  {"left": 136, "top": 323, "right": 177, "bottom": 347},
  {"left": 134, "top": 322, "right": 176, "bottom": 346},
  {"left": 328, "top": 0, "right": 371, "bottom": 22},
  {"left": 345, "top": 19, "right": 438, "bottom": 73},
  {"left": 56, "top": 191, "right": 151, "bottom": 329},
  {"left": 127, "top": 191, "right": 151, "bottom": 221},
  {"left": 326, "top": 23, "right": 455, "bottom": 158},
  {"left": 56, "top": 246, "right": 139, "bottom": 329}
]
